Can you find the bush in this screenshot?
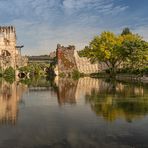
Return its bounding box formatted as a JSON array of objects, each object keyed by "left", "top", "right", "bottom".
[
  {"left": 72, "top": 70, "right": 84, "bottom": 80},
  {"left": 18, "top": 63, "right": 47, "bottom": 78},
  {"left": 4, "top": 67, "right": 15, "bottom": 83},
  {"left": 4, "top": 67, "right": 15, "bottom": 77}
]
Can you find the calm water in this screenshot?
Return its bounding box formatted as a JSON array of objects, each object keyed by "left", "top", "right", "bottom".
[{"left": 0, "top": 77, "right": 148, "bottom": 148}]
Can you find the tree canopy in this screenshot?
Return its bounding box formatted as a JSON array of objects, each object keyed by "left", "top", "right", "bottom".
[
  {"left": 79, "top": 31, "right": 148, "bottom": 76},
  {"left": 121, "top": 27, "right": 132, "bottom": 36}
]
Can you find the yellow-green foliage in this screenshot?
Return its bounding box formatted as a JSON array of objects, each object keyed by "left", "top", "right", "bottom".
[
  {"left": 79, "top": 31, "right": 148, "bottom": 76},
  {"left": 4, "top": 67, "right": 15, "bottom": 83}
]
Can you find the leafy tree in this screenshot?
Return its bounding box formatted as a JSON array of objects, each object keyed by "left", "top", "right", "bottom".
[
  {"left": 122, "top": 34, "right": 148, "bottom": 70},
  {"left": 78, "top": 46, "right": 90, "bottom": 57},
  {"left": 121, "top": 27, "right": 132, "bottom": 35},
  {"left": 80, "top": 32, "right": 124, "bottom": 76},
  {"left": 79, "top": 31, "right": 148, "bottom": 76}
]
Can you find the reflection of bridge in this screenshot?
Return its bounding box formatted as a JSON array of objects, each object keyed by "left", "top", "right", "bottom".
[{"left": 29, "top": 87, "right": 51, "bottom": 91}]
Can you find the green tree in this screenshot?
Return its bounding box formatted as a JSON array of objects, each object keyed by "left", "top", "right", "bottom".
[
  {"left": 79, "top": 31, "right": 148, "bottom": 76},
  {"left": 122, "top": 34, "right": 148, "bottom": 70},
  {"left": 121, "top": 27, "right": 132, "bottom": 36},
  {"left": 80, "top": 32, "right": 124, "bottom": 76}
]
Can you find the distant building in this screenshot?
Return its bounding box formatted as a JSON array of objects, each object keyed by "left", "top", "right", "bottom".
[{"left": 0, "top": 26, "right": 27, "bottom": 70}]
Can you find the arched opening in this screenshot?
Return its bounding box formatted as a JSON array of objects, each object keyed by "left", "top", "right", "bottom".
[{"left": 18, "top": 72, "right": 26, "bottom": 78}]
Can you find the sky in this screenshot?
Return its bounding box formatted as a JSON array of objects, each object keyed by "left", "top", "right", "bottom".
[{"left": 0, "top": 0, "right": 148, "bottom": 55}]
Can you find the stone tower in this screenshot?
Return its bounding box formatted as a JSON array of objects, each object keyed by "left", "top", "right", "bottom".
[
  {"left": 56, "top": 44, "right": 78, "bottom": 76},
  {"left": 0, "top": 26, "right": 20, "bottom": 69}
]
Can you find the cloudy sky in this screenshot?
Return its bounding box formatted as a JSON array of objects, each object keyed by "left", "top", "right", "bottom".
[{"left": 0, "top": 0, "right": 148, "bottom": 55}]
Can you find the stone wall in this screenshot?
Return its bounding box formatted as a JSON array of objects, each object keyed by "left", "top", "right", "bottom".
[
  {"left": 0, "top": 26, "right": 26, "bottom": 69},
  {"left": 56, "top": 44, "right": 107, "bottom": 75},
  {"left": 74, "top": 51, "right": 99, "bottom": 74},
  {"left": 56, "top": 44, "right": 77, "bottom": 75}
]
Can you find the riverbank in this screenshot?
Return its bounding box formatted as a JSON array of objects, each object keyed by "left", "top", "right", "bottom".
[
  {"left": 116, "top": 74, "right": 148, "bottom": 84},
  {"left": 90, "top": 73, "right": 148, "bottom": 84}
]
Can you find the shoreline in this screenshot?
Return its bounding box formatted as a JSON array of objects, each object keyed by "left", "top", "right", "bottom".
[
  {"left": 116, "top": 74, "right": 148, "bottom": 84},
  {"left": 90, "top": 73, "right": 148, "bottom": 84}
]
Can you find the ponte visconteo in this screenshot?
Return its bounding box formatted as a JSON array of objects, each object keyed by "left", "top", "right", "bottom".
[{"left": 0, "top": 26, "right": 27, "bottom": 70}]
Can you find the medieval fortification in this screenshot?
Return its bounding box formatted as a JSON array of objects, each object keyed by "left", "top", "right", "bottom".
[
  {"left": 55, "top": 44, "right": 107, "bottom": 75},
  {"left": 0, "top": 26, "right": 27, "bottom": 70}
]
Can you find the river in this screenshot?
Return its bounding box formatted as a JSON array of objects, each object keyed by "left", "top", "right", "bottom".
[{"left": 0, "top": 77, "right": 148, "bottom": 148}]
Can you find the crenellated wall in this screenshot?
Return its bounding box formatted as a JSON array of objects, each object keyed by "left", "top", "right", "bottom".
[{"left": 0, "top": 26, "right": 27, "bottom": 69}]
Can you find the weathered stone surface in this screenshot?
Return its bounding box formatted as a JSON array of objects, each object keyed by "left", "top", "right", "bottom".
[
  {"left": 56, "top": 44, "right": 107, "bottom": 75},
  {"left": 0, "top": 26, "right": 27, "bottom": 69},
  {"left": 74, "top": 51, "right": 99, "bottom": 74},
  {"left": 56, "top": 44, "right": 77, "bottom": 75}
]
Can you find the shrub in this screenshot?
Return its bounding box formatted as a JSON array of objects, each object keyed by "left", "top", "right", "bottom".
[
  {"left": 72, "top": 70, "right": 84, "bottom": 80},
  {"left": 4, "top": 67, "right": 15, "bottom": 77},
  {"left": 4, "top": 67, "right": 15, "bottom": 83}
]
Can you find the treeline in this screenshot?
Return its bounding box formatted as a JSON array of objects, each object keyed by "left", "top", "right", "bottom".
[
  {"left": 79, "top": 28, "right": 148, "bottom": 77},
  {"left": 18, "top": 63, "right": 50, "bottom": 78}
]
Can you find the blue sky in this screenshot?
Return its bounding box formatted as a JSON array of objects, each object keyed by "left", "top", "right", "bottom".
[{"left": 0, "top": 0, "right": 148, "bottom": 55}]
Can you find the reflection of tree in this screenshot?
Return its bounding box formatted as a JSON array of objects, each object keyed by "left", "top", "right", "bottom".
[{"left": 86, "top": 81, "right": 148, "bottom": 122}]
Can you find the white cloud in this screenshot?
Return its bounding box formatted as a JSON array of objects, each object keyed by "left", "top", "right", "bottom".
[
  {"left": 62, "top": 0, "right": 128, "bottom": 15},
  {"left": 2, "top": 0, "right": 145, "bottom": 56}
]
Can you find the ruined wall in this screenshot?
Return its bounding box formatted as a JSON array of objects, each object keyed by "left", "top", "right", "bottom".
[
  {"left": 56, "top": 44, "right": 77, "bottom": 75},
  {"left": 56, "top": 44, "right": 103, "bottom": 75},
  {"left": 74, "top": 51, "right": 99, "bottom": 74},
  {"left": 0, "top": 26, "right": 26, "bottom": 69},
  {"left": 0, "top": 26, "right": 16, "bottom": 69}
]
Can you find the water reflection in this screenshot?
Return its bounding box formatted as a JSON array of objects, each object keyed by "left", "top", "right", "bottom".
[
  {"left": 56, "top": 78, "right": 78, "bottom": 105},
  {"left": 0, "top": 79, "right": 27, "bottom": 125},
  {"left": 55, "top": 77, "right": 148, "bottom": 122},
  {"left": 0, "top": 76, "right": 148, "bottom": 125},
  {"left": 0, "top": 77, "right": 148, "bottom": 147}
]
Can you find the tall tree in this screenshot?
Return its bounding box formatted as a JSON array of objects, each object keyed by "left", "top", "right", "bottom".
[
  {"left": 121, "top": 27, "right": 132, "bottom": 36},
  {"left": 121, "top": 34, "right": 148, "bottom": 69},
  {"left": 80, "top": 31, "right": 148, "bottom": 76}
]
